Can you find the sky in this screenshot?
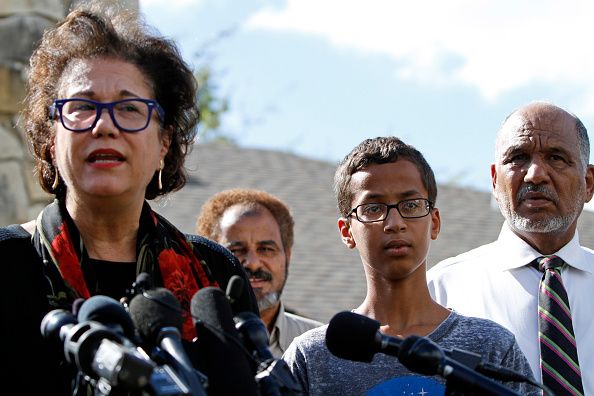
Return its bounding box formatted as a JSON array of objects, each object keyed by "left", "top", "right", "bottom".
[{"left": 139, "top": 0, "right": 594, "bottom": 193}]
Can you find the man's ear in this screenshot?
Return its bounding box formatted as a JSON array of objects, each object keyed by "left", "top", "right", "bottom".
[
  {"left": 491, "top": 163, "right": 500, "bottom": 203},
  {"left": 338, "top": 218, "right": 356, "bottom": 249},
  {"left": 584, "top": 164, "right": 594, "bottom": 203},
  {"left": 284, "top": 247, "right": 292, "bottom": 268},
  {"left": 430, "top": 207, "right": 441, "bottom": 240}
]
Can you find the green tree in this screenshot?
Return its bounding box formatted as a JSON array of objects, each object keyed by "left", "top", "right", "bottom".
[{"left": 195, "top": 65, "right": 232, "bottom": 142}]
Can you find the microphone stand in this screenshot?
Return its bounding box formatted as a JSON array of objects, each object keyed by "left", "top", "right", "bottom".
[
  {"left": 443, "top": 373, "right": 521, "bottom": 396},
  {"left": 150, "top": 335, "right": 208, "bottom": 396},
  {"left": 398, "top": 336, "right": 521, "bottom": 396},
  {"left": 254, "top": 358, "right": 302, "bottom": 396}
]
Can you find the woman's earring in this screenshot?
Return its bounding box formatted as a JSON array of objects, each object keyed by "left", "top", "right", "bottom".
[
  {"left": 52, "top": 169, "right": 60, "bottom": 190},
  {"left": 158, "top": 159, "right": 164, "bottom": 191}
]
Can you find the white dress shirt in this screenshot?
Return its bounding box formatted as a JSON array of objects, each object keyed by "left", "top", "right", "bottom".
[{"left": 427, "top": 222, "right": 594, "bottom": 394}]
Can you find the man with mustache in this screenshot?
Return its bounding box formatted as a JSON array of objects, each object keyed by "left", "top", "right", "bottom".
[
  {"left": 196, "top": 188, "right": 323, "bottom": 357},
  {"left": 427, "top": 101, "right": 594, "bottom": 395}
]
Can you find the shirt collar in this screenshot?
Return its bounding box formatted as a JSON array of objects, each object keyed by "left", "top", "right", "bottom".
[
  {"left": 497, "top": 221, "right": 591, "bottom": 273},
  {"left": 269, "top": 302, "right": 288, "bottom": 352}
]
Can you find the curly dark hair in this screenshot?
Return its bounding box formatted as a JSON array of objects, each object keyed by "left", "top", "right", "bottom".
[
  {"left": 334, "top": 136, "right": 437, "bottom": 217},
  {"left": 196, "top": 188, "right": 295, "bottom": 253},
  {"left": 22, "top": 2, "right": 199, "bottom": 199}
]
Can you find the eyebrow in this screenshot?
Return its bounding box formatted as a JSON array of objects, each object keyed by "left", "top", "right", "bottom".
[
  {"left": 226, "top": 240, "right": 280, "bottom": 248},
  {"left": 547, "top": 146, "right": 572, "bottom": 156},
  {"left": 502, "top": 143, "right": 573, "bottom": 159},
  {"left": 67, "top": 89, "right": 141, "bottom": 99},
  {"left": 501, "top": 145, "right": 523, "bottom": 158},
  {"left": 362, "top": 189, "right": 424, "bottom": 200},
  {"left": 225, "top": 241, "right": 245, "bottom": 249},
  {"left": 258, "top": 240, "right": 280, "bottom": 248}
]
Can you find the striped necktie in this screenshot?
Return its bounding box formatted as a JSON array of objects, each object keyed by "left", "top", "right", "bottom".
[{"left": 537, "top": 255, "right": 584, "bottom": 396}]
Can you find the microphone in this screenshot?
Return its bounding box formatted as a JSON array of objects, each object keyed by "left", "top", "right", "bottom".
[
  {"left": 72, "top": 298, "right": 86, "bottom": 317},
  {"left": 226, "top": 275, "right": 245, "bottom": 305},
  {"left": 325, "top": 310, "right": 400, "bottom": 362},
  {"left": 122, "top": 272, "right": 154, "bottom": 309},
  {"left": 135, "top": 272, "right": 153, "bottom": 290},
  {"left": 40, "top": 308, "right": 79, "bottom": 344},
  {"left": 234, "top": 311, "right": 302, "bottom": 396},
  {"left": 128, "top": 272, "right": 153, "bottom": 296},
  {"left": 326, "top": 312, "right": 523, "bottom": 396},
  {"left": 191, "top": 287, "right": 259, "bottom": 396},
  {"left": 129, "top": 287, "right": 208, "bottom": 395},
  {"left": 41, "top": 307, "right": 155, "bottom": 391},
  {"left": 129, "top": 288, "right": 185, "bottom": 360},
  {"left": 77, "top": 295, "right": 136, "bottom": 339},
  {"left": 234, "top": 311, "right": 274, "bottom": 362}
]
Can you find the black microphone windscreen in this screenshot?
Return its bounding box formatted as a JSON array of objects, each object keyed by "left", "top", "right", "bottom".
[
  {"left": 325, "top": 311, "right": 380, "bottom": 363},
  {"left": 191, "top": 286, "right": 237, "bottom": 338},
  {"left": 190, "top": 287, "right": 259, "bottom": 395},
  {"left": 135, "top": 272, "right": 153, "bottom": 290},
  {"left": 234, "top": 311, "right": 274, "bottom": 362},
  {"left": 225, "top": 275, "right": 244, "bottom": 304},
  {"left": 77, "top": 295, "right": 135, "bottom": 339},
  {"left": 129, "top": 288, "right": 183, "bottom": 342}
]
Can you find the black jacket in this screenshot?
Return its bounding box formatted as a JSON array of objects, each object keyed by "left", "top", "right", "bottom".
[{"left": 0, "top": 224, "right": 258, "bottom": 396}]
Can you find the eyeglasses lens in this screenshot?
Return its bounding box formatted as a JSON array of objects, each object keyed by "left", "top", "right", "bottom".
[{"left": 60, "top": 99, "right": 152, "bottom": 132}]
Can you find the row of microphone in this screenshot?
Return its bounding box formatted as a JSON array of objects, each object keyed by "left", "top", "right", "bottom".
[
  {"left": 40, "top": 272, "right": 544, "bottom": 396},
  {"left": 40, "top": 274, "right": 301, "bottom": 396}
]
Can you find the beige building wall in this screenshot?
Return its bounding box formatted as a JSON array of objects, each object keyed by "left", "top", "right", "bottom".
[{"left": 0, "top": 0, "right": 138, "bottom": 226}]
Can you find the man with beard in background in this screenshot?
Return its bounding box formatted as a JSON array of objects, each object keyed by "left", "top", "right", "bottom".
[{"left": 196, "top": 188, "right": 323, "bottom": 357}]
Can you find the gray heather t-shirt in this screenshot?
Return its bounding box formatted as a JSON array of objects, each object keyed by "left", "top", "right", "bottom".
[{"left": 282, "top": 311, "right": 539, "bottom": 396}]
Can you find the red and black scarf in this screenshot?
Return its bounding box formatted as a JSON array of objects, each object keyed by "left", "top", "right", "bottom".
[{"left": 33, "top": 199, "right": 218, "bottom": 340}]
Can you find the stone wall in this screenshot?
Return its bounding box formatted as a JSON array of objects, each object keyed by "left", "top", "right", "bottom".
[{"left": 0, "top": 0, "right": 138, "bottom": 226}]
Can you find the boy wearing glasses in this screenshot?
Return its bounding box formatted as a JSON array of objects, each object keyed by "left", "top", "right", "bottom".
[{"left": 282, "top": 136, "right": 537, "bottom": 395}]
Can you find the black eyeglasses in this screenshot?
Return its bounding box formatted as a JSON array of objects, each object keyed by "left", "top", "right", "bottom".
[
  {"left": 349, "top": 198, "right": 433, "bottom": 223},
  {"left": 49, "top": 98, "right": 165, "bottom": 133}
]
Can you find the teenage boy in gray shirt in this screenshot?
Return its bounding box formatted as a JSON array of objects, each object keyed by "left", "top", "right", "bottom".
[{"left": 282, "top": 136, "right": 538, "bottom": 395}]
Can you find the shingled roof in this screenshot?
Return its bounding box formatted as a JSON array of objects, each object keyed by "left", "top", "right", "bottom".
[{"left": 154, "top": 141, "right": 594, "bottom": 323}]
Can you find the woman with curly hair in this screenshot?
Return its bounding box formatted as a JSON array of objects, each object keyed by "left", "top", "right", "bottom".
[{"left": 0, "top": 3, "right": 256, "bottom": 395}]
